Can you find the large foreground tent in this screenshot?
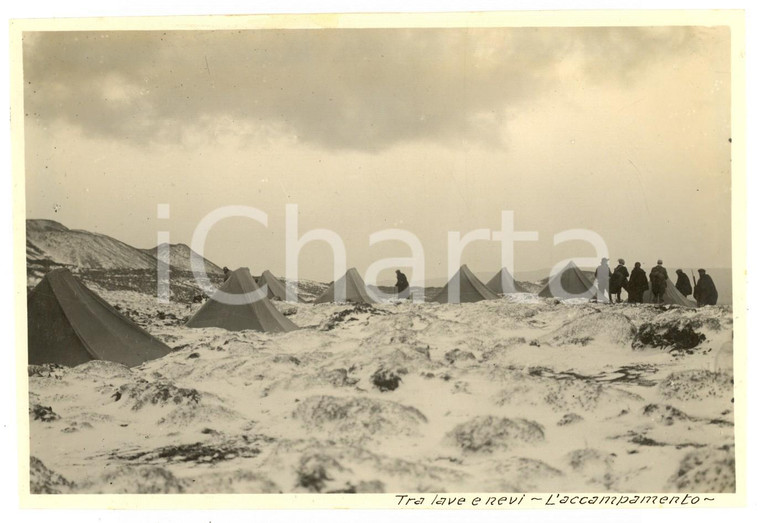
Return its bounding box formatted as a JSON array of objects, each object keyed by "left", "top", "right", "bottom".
[
  {"left": 643, "top": 279, "right": 698, "bottom": 307},
  {"left": 314, "top": 268, "right": 377, "bottom": 305},
  {"left": 486, "top": 267, "right": 529, "bottom": 295},
  {"left": 186, "top": 267, "right": 298, "bottom": 332},
  {"left": 256, "top": 270, "right": 306, "bottom": 303},
  {"left": 538, "top": 261, "right": 597, "bottom": 299},
  {"left": 432, "top": 265, "right": 500, "bottom": 304},
  {"left": 27, "top": 268, "right": 172, "bottom": 367}
]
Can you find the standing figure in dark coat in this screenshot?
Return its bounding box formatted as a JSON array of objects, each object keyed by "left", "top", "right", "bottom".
[
  {"left": 395, "top": 269, "right": 410, "bottom": 299},
  {"left": 649, "top": 259, "right": 668, "bottom": 304},
  {"left": 627, "top": 262, "right": 648, "bottom": 303},
  {"left": 609, "top": 258, "right": 630, "bottom": 303},
  {"left": 675, "top": 269, "right": 693, "bottom": 297},
  {"left": 594, "top": 257, "right": 612, "bottom": 303},
  {"left": 693, "top": 269, "right": 718, "bottom": 306},
  {"left": 223, "top": 267, "right": 230, "bottom": 282}
]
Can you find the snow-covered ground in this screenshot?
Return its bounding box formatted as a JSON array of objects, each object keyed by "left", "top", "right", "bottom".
[{"left": 28, "top": 292, "right": 735, "bottom": 494}]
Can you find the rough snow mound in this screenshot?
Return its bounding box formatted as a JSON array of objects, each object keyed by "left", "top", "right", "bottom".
[
  {"left": 266, "top": 367, "right": 361, "bottom": 394},
  {"left": 156, "top": 403, "right": 242, "bottom": 427},
  {"left": 292, "top": 395, "right": 427, "bottom": 441},
  {"left": 183, "top": 469, "right": 281, "bottom": 493},
  {"left": 115, "top": 378, "right": 201, "bottom": 411},
  {"left": 540, "top": 311, "right": 637, "bottom": 346},
  {"left": 81, "top": 465, "right": 185, "bottom": 494},
  {"left": 642, "top": 403, "right": 693, "bottom": 425},
  {"left": 263, "top": 440, "right": 464, "bottom": 493},
  {"left": 30, "top": 457, "right": 75, "bottom": 494},
  {"left": 658, "top": 370, "right": 733, "bottom": 402},
  {"left": 564, "top": 448, "right": 617, "bottom": 489},
  {"left": 494, "top": 369, "right": 643, "bottom": 413},
  {"left": 488, "top": 456, "right": 564, "bottom": 491},
  {"left": 68, "top": 360, "right": 134, "bottom": 381},
  {"left": 665, "top": 446, "right": 735, "bottom": 492},
  {"left": 446, "top": 416, "right": 545, "bottom": 453}
]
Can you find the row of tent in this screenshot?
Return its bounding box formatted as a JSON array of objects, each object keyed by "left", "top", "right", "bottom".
[{"left": 26, "top": 261, "right": 695, "bottom": 368}]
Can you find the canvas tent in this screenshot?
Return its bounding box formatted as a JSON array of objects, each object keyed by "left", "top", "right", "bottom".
[
  {"left": 27, "top": 268, "right": 172, "bottom": 367},
  {"left": 486, "top": 267, "right": 529, "bottom": 295},
  {"left": 643, "top": 278, "right": 697, "bottom": 307},
  {"left": 538, "top": 261, "right": 597, "bottom": 299},
  {"left": 256, "top": 270, "right": 305, "bottom": 303},
  {"left": 432, "top": 265, "right": 500, "bottom": 304},
  {"left": 186, "top": 267, "right": 298, "bottom": 332},
  {"left": 314, "top": 268, "right": 377, "bottom": 305}
]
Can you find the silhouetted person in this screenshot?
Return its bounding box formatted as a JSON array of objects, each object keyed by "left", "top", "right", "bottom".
[
  {"left": 649, "top": 259, "right": 668, "bottom": 304},
  {"left": 395, "top": 269, "right": 410, "bottom": 299},
  {"left": 610, "top": 258, "right": 629, "bottom": 303},
  {"left": 594, "top": 257, "right": 612, "bottom": 303},
  {"left": 223, "top": 267, "right": 230, "bottom": 282},
  {"left": 627, "top": 262, "right": 648, "bottom": 303},
  {"left": 694, "top": 269, "right": 718, "bottom": 306},
  {"left": 675, "top": 269, "right": 692, "bottom": 297}
]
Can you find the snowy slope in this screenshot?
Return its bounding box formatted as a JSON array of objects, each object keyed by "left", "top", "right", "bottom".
[
  {"left": 28, "top": 296, "right": 735, "bottom": 495},
  {"left": 27, "top": 219, "right": 159, "bottom": 270},
  {"left": 141, "top": 243, "right": 224, "bottom": 275},
  {"left": 26, "top": 220, "right": 223, "bottom": 278}
]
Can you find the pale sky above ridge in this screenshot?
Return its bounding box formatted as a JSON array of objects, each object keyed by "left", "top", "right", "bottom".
[{"left": 23, "top": 24, "right": 732, "bottom": 283}]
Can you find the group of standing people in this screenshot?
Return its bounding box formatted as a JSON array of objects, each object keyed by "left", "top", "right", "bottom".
[{"left": 595, "top": 258, "right": 718, "bottom": 306}]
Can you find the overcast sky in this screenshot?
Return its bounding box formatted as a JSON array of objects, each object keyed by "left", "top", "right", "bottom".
[{"left": 23, "top": 24, "right": 732, "bottom": 283}]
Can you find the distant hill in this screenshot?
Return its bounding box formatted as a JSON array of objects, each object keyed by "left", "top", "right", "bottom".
[
  {"left": 26, "top": 219, "right": 223, "bottom": 275},
  {"left": 27, "top": 219, "right": 159, "bottom": 270},
  {"left": 141, "top": 243, "right": 224, "bottom": 275}
]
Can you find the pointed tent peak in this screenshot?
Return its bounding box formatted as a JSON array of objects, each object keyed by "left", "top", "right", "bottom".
[
  {"left": 538, "top": 261, "right": 597, "bottom": 299},
  {"left": 486, "top": 267, "right": 529, "bottom": 295},
  {"left": 313, "top": 267, "right": 376, "bottom": 305},
  {"left": 229, "top": 266, "right": 253, "bottom": 278},
  {"left": 27, "top": 268, "right": 172, "bottom": 368},
  {"left": 256, "top": 269, "right": 306, "bottom": 303},
  {"left": 343, "top": 267, "right": 364, "bottom": 282},
  {"left": 432, "top": 265, "right": 499, "bottom": 304},
  {"left": 186, "top": 267, "right": 298, "bottom": 332}
]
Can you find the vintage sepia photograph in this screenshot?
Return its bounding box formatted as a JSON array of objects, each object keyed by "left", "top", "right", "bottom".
[{"left": 9, "top": 7, "right": 746, "bottom": 512}]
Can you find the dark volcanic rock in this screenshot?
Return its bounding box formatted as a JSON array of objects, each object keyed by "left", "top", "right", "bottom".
[
  {"left": 666, "top": 446, "right": 735, "bottom": 492},
  {"left": 632, "top": 320, "right": 706, "bottom": 352},
  {"left": 30, "top": 404, "right": 60, "bottom": 422},
  {"left": 371, "top": 367, "right": 407, "bottom": 392}
]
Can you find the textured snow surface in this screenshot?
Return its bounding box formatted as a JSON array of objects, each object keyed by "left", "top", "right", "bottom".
[{"left": 28, "top": 295, "right": 735, "bottom": 494}]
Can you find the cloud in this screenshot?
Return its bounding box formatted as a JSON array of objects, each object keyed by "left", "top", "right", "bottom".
[{"left": 23, "top": 26, "right": 709, "bottom": 151}]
